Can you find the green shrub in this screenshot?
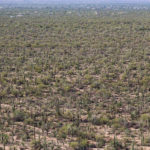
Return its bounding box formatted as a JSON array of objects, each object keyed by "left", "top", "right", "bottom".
[
  {"left": 111, "top": 118, "right": 123, "bottom": 131},
  {"left": 57, "top": 124, "right": 72, "bottom": 139},
  {"left": 34, "top": 65, "right": 43, "bottom": 73},
  {"left": 0, "top": 133, "right": 9, "bottom": 145},
  {"left": 70, "top": 142, "right": 79, "bottom": 150},
  {"left": 11, "top": 88, "right": 19, "bottom": 97},
  {"left": 79, "top": 139, "right": 89, "bottom": 150},
  {"left": 0, "top": 89, "right": 7, "bottom": 99},
  {"left": 110, "top": 136, "right": 124, "bottom": 150},
  {"left": 13, "top": 110, "right": 26, "bottom": 122},
  {"left": 140, "top": 114, "right": 150, "bottom": 122},
  {"left": 25, "top": 117, "right": 34, "bottom": 125},
  {"left": 142, "top": 136, "right": 150, "bottom": 146},
  {"left": 78, "top": 131, "right": 95, "bottom": 140},
  {"left": 96, "top": 135, "right": 105, "bottom": 148},
  {"left": 62, "top": 84, "right": 72, "bottom": 92},
  {"left": 83, "top": 74, "right": 93, "bottom": 84},
  {"left": 91, "top": 115, "right": 110, "bottom": 126},
  {"left": 63, "top": 110, "right": 74, "bottom": 121},
  {"left": 91, "top": 81, "right": 101, "bottom": 89},
  {"left": 31, "top": 140, "right": 43, "bottom": 150},
  {"left": 70, "top": 139, "right": 89, "bottom": 150}
]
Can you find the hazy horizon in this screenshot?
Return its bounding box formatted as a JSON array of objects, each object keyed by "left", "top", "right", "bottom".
[{"left": 1, "top": 0, "right": 150, "bottom": 4}]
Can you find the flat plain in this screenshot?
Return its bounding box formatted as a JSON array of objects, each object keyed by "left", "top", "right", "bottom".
[{"left": 0, "top": 4, "right": 150, "bottom": 150}]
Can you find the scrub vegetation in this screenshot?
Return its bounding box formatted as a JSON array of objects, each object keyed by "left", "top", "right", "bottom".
[{"left": 0, "top": 4, "right": 150, "bottom": 150}]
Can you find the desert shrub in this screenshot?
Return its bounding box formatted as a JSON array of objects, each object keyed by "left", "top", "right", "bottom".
[
  {"left": 129, "top": 63, "right": 137, "bottom": 70},
  {"left": 25, "top": 117, "right": 34, "bottom": 125},
  {"left": 111, "top": 118, "right": 124, "bottom": 131},
  {"left": 78, "top": 139, "right": 89, "bottom": 150},
  {"left": 100, "top": 88, "right": 111, "bottom": 99},
  {"left": 1, "top": 72, "right": 7, "bottom": 78},
  {"left": 68, "top": 70, "right": 75, "bottom": 75},
  {"left": 91, "top": 81, "right": 101, "bottom": 89},
  {"left": 91, "top": 115, "right": 110, "bottom": 126},
  {"left": 17, "top": 78, "right": 25, "bottom": 85},
  {"left": 29, "top": 86, "right": 42, "bottom": 96},
  {"left": 0, "top": 133, "right": 9, "bottom": 145},
  {"left": 78, "top": 131, "right": 95, "bottom": 140},
  {"left": 58, "top": 123, "right": 80, "bottom": 139},
  {"left": 140, "top": 76, "right": 150, "bottom": 87},
  {"left": 83, "top": 74, "right": 93, "bottom": 84},
  {"left": 57, "top": 124, "right": 72, "bottom": 139},
  {"left": 96, "top": 135, "right": 106, "bottom": 148},
  {"left": 22, "top": 132, "right": 30, "bottom": 141},
  {"left": 140, "top": 114, "right": 150, "bottom": 122},
  {"left": 62, "top": 83, "right": 72, "bottom": 92},
  {"left": 37, "top": 83, "right": 47, "bottom": 90},
  {"left": 11, "top": 88, "right": 20, "bottom": 97},
  {"left": 31, "top": 140, "right": 43, "bottom": 150},
  {"left": 142, "top": 136, "right": 150, "bottom": 146},
  {"left": 34, "top": 65, "right": 43, "bottom": 73},
  {"left": 70, "top": 142, "right": 79, "bottom": 150},
  {"left": 109, "top": 136, "right": 124, "bottom": 150},
  {"left": 130, "top": 111, "right": 139, "bottom": 120},
  {"left": 0, "top": 89, "right": 7, "bottom": 99},
  {"left": 0, "top": 72, "right": 7, "bottom": 86},
  {"left": 63, "top": 110, "right": 74, "bottom": 121},
  {"left": 41, "top": 76, "right": 52, "bottom": 85},
  {"left": 70, "top": 139, "right": 89, "bottom": 150},
  {"left": 13, "top": 110, "right": 26, "bottom": 122}
]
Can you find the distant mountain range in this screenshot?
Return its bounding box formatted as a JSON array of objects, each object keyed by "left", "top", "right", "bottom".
[{"left": 1, "top": 0, "right": 150, "bottom": 4}]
